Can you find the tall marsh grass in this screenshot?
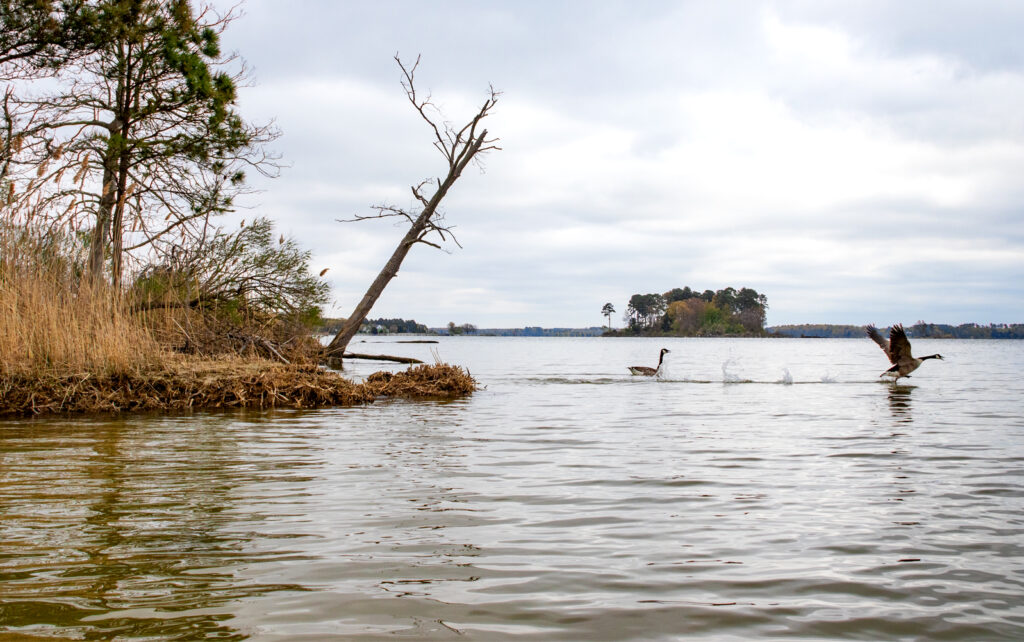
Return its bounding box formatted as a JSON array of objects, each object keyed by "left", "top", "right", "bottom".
[
  {"left": 0, "top": 229, "right": 164, "bottom": 377},
  {"left": 0, "top": 229, "right": 478, "bottom": 415}
]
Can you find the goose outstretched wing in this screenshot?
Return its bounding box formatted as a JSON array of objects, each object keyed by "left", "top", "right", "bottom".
[
  {"left": 888, "top": 324, "right": 914, "bottom": 364},
  {"left": 866, "top": 325, "right": 894, "bottom": 363}
]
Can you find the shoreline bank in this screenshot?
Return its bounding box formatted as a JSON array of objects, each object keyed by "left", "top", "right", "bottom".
[{"left": 0, "top": 361, "right": 475, "bottom": 417}]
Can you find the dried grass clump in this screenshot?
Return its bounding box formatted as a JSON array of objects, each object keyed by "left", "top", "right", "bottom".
[
  {"left": 0, "top": 239, "right": 163, "bottom": 377},
  {"left": 0, "top": 361, "right": 477, "bottom": 416},
  {"left": 364, "top": 363, "right": 477, "bottom": 398},
  {"left": 0, "top": 228, "right": 477, "bottom": 417},
  {"left": 0, "top": 361, "right": 361, "bottom": 415}
]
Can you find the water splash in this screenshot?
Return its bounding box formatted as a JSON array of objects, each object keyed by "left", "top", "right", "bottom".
[
  {"left": 820, "top": 371, "right": 838, "bottom": 383},
  {"left": 722, "top": 358, "right": 743, "bottom": 383},
  {"left": 655, "top": 360, "right": 670, "bottom": 380},
  {"left": 779, "top": 368, "right": 793, "bottom": 385}
]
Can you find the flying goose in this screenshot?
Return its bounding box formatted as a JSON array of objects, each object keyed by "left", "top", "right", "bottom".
[
  {"left": 629, "top": 348, "right": 669, "bottom": 376},
  {"left": 867, "top": 324, "right": 943, "bottom": 381}
]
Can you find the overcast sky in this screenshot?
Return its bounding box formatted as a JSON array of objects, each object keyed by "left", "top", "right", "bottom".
[{"left": 212, "top": 0, "right": 1024, "bottom": 328}]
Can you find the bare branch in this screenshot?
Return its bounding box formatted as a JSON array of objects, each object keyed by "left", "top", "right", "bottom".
[
  {"left": 337, "top": 205, "right": 415, "bottom": 226},
  {"left": 326, "top": 55, "right": 498, "bottom": 361}
]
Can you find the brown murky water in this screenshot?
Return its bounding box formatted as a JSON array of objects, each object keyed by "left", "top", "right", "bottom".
[{"left": 2, "top": 338, "right": 1023, "bottom": 639}]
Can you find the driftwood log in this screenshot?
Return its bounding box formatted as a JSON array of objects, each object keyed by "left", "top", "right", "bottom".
[{"left": 343, "top": 352, "right": 423, "bottom": 364}]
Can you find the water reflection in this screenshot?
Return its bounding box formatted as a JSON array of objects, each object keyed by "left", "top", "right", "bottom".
[
  {"left": 887, "top": 385, "right": 914, "bottom": 424},
  {"left": 3, "top": 338, "right": 1024, "bottom": 640},
  {"left": 0, "top": 414, "right": 313, "bottom": 640},
  {"left": 340, "top": 402, "right": 488, "bottom": 603}
]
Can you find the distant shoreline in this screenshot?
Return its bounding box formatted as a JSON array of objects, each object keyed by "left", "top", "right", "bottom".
[{"left": 351, "top": 322, "right": 1024, "bottom": 340}]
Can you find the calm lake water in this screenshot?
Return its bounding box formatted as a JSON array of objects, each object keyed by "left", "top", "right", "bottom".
[{"left": 2, "top": 337, "right": 1024, "bottom": 640}]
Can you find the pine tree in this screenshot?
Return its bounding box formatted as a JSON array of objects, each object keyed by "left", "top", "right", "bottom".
[{"left": 6, "top": 0, "right": 278, "bottom": 287}]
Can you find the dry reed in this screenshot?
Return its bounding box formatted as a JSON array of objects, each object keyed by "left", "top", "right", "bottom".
[
  {"left": 0, "top": 231, "right": 476, "bottom": 416},
  {"left": 0, "top": 233, "right": 163, "bottom": 377}
]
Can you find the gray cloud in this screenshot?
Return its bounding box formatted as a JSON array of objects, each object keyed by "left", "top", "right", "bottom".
[{"left": 211, "top": 0, "right": 1024, "bottom": 327}]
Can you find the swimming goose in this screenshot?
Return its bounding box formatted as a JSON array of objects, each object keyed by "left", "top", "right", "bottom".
[
  {"left": 628, "top": 348, "right": 669, "bottom": 376},
  {"left": 867, "top": 324, "right": 943, "bottom": 381}
]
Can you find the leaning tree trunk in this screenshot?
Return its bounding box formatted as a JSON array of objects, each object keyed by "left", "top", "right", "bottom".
[{"left": 324, "top": 132, "right": 486, "bottom": 365}]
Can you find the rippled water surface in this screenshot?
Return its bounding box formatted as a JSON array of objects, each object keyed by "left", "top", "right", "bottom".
[{"left": 2, "top": 337, "right": 1024, "bottom": 640}]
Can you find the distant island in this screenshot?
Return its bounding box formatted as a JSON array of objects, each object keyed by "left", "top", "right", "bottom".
[{"left": 603, "top": 286, "right": 770, "bottom": 337}]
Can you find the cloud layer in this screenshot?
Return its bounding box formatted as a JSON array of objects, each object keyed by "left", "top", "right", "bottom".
[{"left": 213, "top": 1, "right": 1024, "bottom": 327}]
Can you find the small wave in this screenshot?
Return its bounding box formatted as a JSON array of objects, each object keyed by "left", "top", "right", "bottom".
[
  {"left": 653, "top": 378, "right": 715, "bottom": 384},
  {"left": 522, "top": 377, "right": 625, "bottom": 385},
  {"left": 521, "top": 376, "right": 882, "bottom": 386},
  {"left": 877, "top": 380, "right": 917, "bottom": 389}
]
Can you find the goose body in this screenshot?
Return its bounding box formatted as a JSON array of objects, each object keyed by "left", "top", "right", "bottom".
[
  {"left": 629, "top": 348, "right": 669, "bottom": 376},
  {"left": 867, "top": 324, "right": 943, "bottom": 380}
]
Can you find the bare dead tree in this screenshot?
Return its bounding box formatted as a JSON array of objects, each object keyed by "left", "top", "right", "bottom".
[{"left": 324, "top": 55, "right": 500, "bottom": 365}]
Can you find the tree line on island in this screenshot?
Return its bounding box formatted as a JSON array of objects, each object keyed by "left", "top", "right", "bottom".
[
  {"left": 326, "top": 315, "right": 1024, "bottom": 341},
  {"left": 319, "top": 317, "right": 430, "bottom": 335},
  {"left": 772, "top": 322, "right": 1024, "bottom": 340},
  {"left": 604, "top": 286, "right": 769, "bottom": 337}
]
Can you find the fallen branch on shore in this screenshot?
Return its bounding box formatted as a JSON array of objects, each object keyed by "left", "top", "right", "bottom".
[
  {"left": 343, "top": 352, "right": 423, "bottom": 364},
  {"left": 0, "top": 361, "right": 475, "bottom": 416}
]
